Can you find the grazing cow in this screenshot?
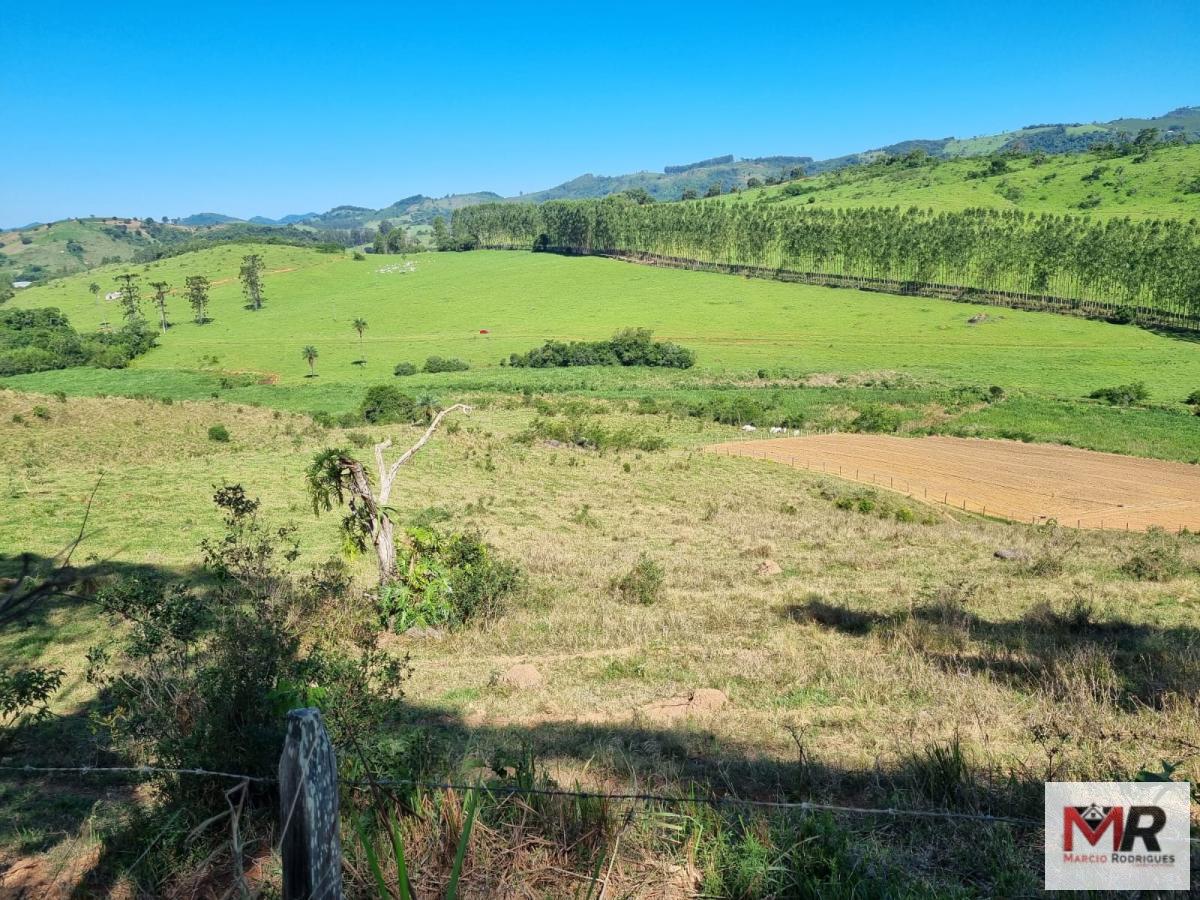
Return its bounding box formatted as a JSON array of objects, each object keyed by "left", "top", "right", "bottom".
[{"left": 742, "top": 424, "right": 757, "bottom": 432}]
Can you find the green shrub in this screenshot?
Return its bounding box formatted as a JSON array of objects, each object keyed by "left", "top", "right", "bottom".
[
  {"left": 1120, "top": 534, "right": 1187, "bottom": 582},
  {"left": 31, "top": 405, "right": 49, "bottom": 420},
  {"left": 87, "top": 485, "right": 408, "bottom": 806},
  {"left": 377, "top": 527, "right": 524, "bottom": 631},
  {"left": 0, "top": 667, "right": 64, "bottom": 752},
  {"left": 611, "top": 554, "right": 664, "bottom": 605},
  {"left": 1088, "top": 382, "right": 1149, "bottom": 406},
  {"left": 207, "top": 424, "right": 230, "bottom": 442},
  {"left": 359, "top": 385, "right": 419, "bottom": 424},
  {"left": 509, "top": 328, "right": 695, "bottom": 369},
  {"left": 393, "top": 361, "right": 418, "bottom": 376},
  {"left": 1185, "top": 390, "right": 1200, "bottom": 406},
  {"left": 423, "top": 355, "right": 470, "bottom": 373},
  {"left": 850, "top": 404, "right": 904, "bottom": 433}
]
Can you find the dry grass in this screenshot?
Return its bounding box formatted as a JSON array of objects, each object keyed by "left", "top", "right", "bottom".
[{"left": 2, "top": 389, "right": 1199, "bottom": 894}]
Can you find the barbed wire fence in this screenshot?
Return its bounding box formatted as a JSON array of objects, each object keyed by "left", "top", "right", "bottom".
[{"left": 3, "top": 709, "right": 1197, "bottom": 897}]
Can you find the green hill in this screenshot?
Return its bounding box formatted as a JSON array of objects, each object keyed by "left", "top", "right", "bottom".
[
  {"left": 0, "top": 218, "right": 185, "bottom": 282},
  {"left": 716, "top": 141, "right": 1200, "bottom": 220}
]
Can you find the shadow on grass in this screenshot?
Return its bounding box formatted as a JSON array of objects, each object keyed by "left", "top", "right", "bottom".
[{"left": 782, "top": 595, "right": 1200, "bottom": 708}]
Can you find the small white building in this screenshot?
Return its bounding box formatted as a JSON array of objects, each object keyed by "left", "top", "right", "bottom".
[
  {"left": 11, "top": 281, "right": 32, "bottom": 289},
  {"left": 105, "top": 291, "right": 122, "bottom": 301}
]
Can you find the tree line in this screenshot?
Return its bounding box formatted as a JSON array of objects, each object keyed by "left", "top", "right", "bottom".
[{"left": 450, "top": 199, "right": 1200, "bottom": 323}]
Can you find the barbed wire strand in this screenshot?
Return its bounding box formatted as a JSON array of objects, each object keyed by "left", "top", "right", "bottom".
[
  {"left": 5, "top": 764, "right": 1198, "bottom": 847},
  {"left": 0, "top": 764, "right": 1038, "bottom": 826}
]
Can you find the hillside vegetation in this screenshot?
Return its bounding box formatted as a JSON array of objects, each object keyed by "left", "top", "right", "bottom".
[
  {"left": 726, "top": 141, "right": 1200, "bottom": 220},
  {"left": 0, "top": 217, "right": 341, "bottom": 284}
]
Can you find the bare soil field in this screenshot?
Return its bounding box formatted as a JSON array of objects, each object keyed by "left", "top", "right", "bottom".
[{"left": 710, "top": 433, "right": 1200, "bottom": 531}]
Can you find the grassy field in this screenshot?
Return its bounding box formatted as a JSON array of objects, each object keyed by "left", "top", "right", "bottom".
[
  {"left": 721, "top": 143, "right": 1200, "bottom": 220},
  {"left": 9, "top": 244, "right": 1200, "bottom": 396},
  {"left": 6, "top": 244, "right": 1200, "bottom": 465},
  {"left": 2, "top": 388, "right": 1199, "bottom": 894},
  {"left": 4, "top": 243, "right": 1200, "bottom": 893}
]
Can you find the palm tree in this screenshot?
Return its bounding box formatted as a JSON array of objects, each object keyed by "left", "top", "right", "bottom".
[
  {"left": 352, "top": 317, "right": 368, "bottom": 361},
  {"left": 302, "top": 345, "right": 319, "bottom": 377}
]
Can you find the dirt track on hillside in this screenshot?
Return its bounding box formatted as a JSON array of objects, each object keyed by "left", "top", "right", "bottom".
[{"left": 709, "top": 434, "right": 1200, "bottom": 531}]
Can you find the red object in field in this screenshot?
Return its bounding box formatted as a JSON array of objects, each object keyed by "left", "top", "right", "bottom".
[{"left": 479, "top": 329, "right": 489, "bottom": 334}]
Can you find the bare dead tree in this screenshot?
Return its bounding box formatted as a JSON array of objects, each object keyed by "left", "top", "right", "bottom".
[{"left": 306, "top": 405, "right": 469, "bottom": 583}]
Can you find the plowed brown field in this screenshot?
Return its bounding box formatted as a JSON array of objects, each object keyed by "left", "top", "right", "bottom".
[{"left": 709, "top": 434, "right": 1200, "bottom": 531}]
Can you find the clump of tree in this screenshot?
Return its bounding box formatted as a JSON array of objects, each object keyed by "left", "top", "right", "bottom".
[
  {"left": 0, "top": 307, "right": 155, "bottom": 376},
  {"left": 358, "top": 384, "right": 422, "bottom": 424},
  {"left": 508, "top": 328, "right": 695, "bottom": 369},
  {"left": 423, "top": 355, "right": 470, "bottom": 373}
]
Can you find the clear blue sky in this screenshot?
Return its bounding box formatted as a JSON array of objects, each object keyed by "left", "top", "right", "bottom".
[{"left": 3, "top": 0, "right": 1197, "bottom": 227}]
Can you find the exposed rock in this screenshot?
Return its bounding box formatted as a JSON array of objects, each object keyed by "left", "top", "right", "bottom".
[
  {"left": 755, "top": 559, "right": 783, "bottom": 576},
  {"left": 498, "top": 663, "right": 542, "bottom": 690},
  {"left": 967, "top": 313, "right": 989, "bottom": 324},
  {"left": 993, "top": 548, "right": 1029, "bottom": 561}
]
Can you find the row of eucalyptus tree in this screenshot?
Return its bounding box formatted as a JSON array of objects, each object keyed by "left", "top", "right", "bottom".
[{"left": 452, "top": 199, "right": 1200, "bottom": 321}]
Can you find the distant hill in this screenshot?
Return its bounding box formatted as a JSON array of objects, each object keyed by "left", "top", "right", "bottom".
[
  {"left": 0, "top": 216, "right": 337, "bottom": 285},
  {"left": 515, "top": 157, "right": 812, "bottom": 203},
  {"left": 515, "top": 106, "right": 1200, "bottom": 202},
  {"left": 248, "top": 213, "right": 317, "bottom": 226},
  {"left": 178, "top": 212, "right": 243, "bottom": 226},
  {"left": 717, "top": 140, "right": 1200, "bottom": 221}
]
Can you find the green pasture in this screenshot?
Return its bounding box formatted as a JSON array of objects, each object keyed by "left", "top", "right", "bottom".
[{"left": 9, "top": 244, "right": 1200, "bottom": 398}]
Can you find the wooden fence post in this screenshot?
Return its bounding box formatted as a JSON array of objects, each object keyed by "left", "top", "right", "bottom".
[{"left": 279, "top": 708, "right": 343, "bottom": 899}]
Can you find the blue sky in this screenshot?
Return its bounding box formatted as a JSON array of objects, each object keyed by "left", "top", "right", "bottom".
[{"left": 3, "top": 0, "right": 1198, "bottom": 227}]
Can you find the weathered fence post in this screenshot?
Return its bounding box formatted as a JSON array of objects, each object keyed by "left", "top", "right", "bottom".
[{"left": 279, "top": 708, "right": 343, "bottom": 899}]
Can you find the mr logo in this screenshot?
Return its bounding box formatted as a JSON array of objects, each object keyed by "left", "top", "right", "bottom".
[
  {"left": 1063, "top": 803, "right": 1166, "bottom": 852},
  {"left": 1045, "top": 782, "right": 1190, "bottom": 890}
]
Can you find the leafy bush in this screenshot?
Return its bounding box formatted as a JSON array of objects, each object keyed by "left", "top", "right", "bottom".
[
  {"left": 1120, "top": 533, "right": 1187, "bottom": 582},
  {"left": 850, "top": 404, "right": 904, "bottom": 433},
  {"left": 1185, "top": 390, "right": 1200, "bottom": 406},
  {"left": 423, "top": 355, "right": 470, "bottom": 373},
  {"left": 377, "top": 526, "right": 524, "bottom": 631},
  {"left": 0, "top": 667, "right": 64, "bottom": 751},
  {"left": 1088, "top": 382, "right": 1149, "bottom": 406},
  {"left": 207, "top": 423, "right": 230, "bottom": 442},
  {"left": 509, "top": 328, "right": 695, "bottom": 369},
  {"left": 86, "top": 485, "right": 409, "bottom": 805},
  {"left": 610, "top": 554, "right": 664, "bottom": 605},
  {"left": 1105, "top": 306, "right": 1136, "bottom": 325},
  {"left": 359, "top": 384, "right": 420, "bottom": 424},
  {"left": 393, "top": 361, "right": 418, "bottom": 376}
]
